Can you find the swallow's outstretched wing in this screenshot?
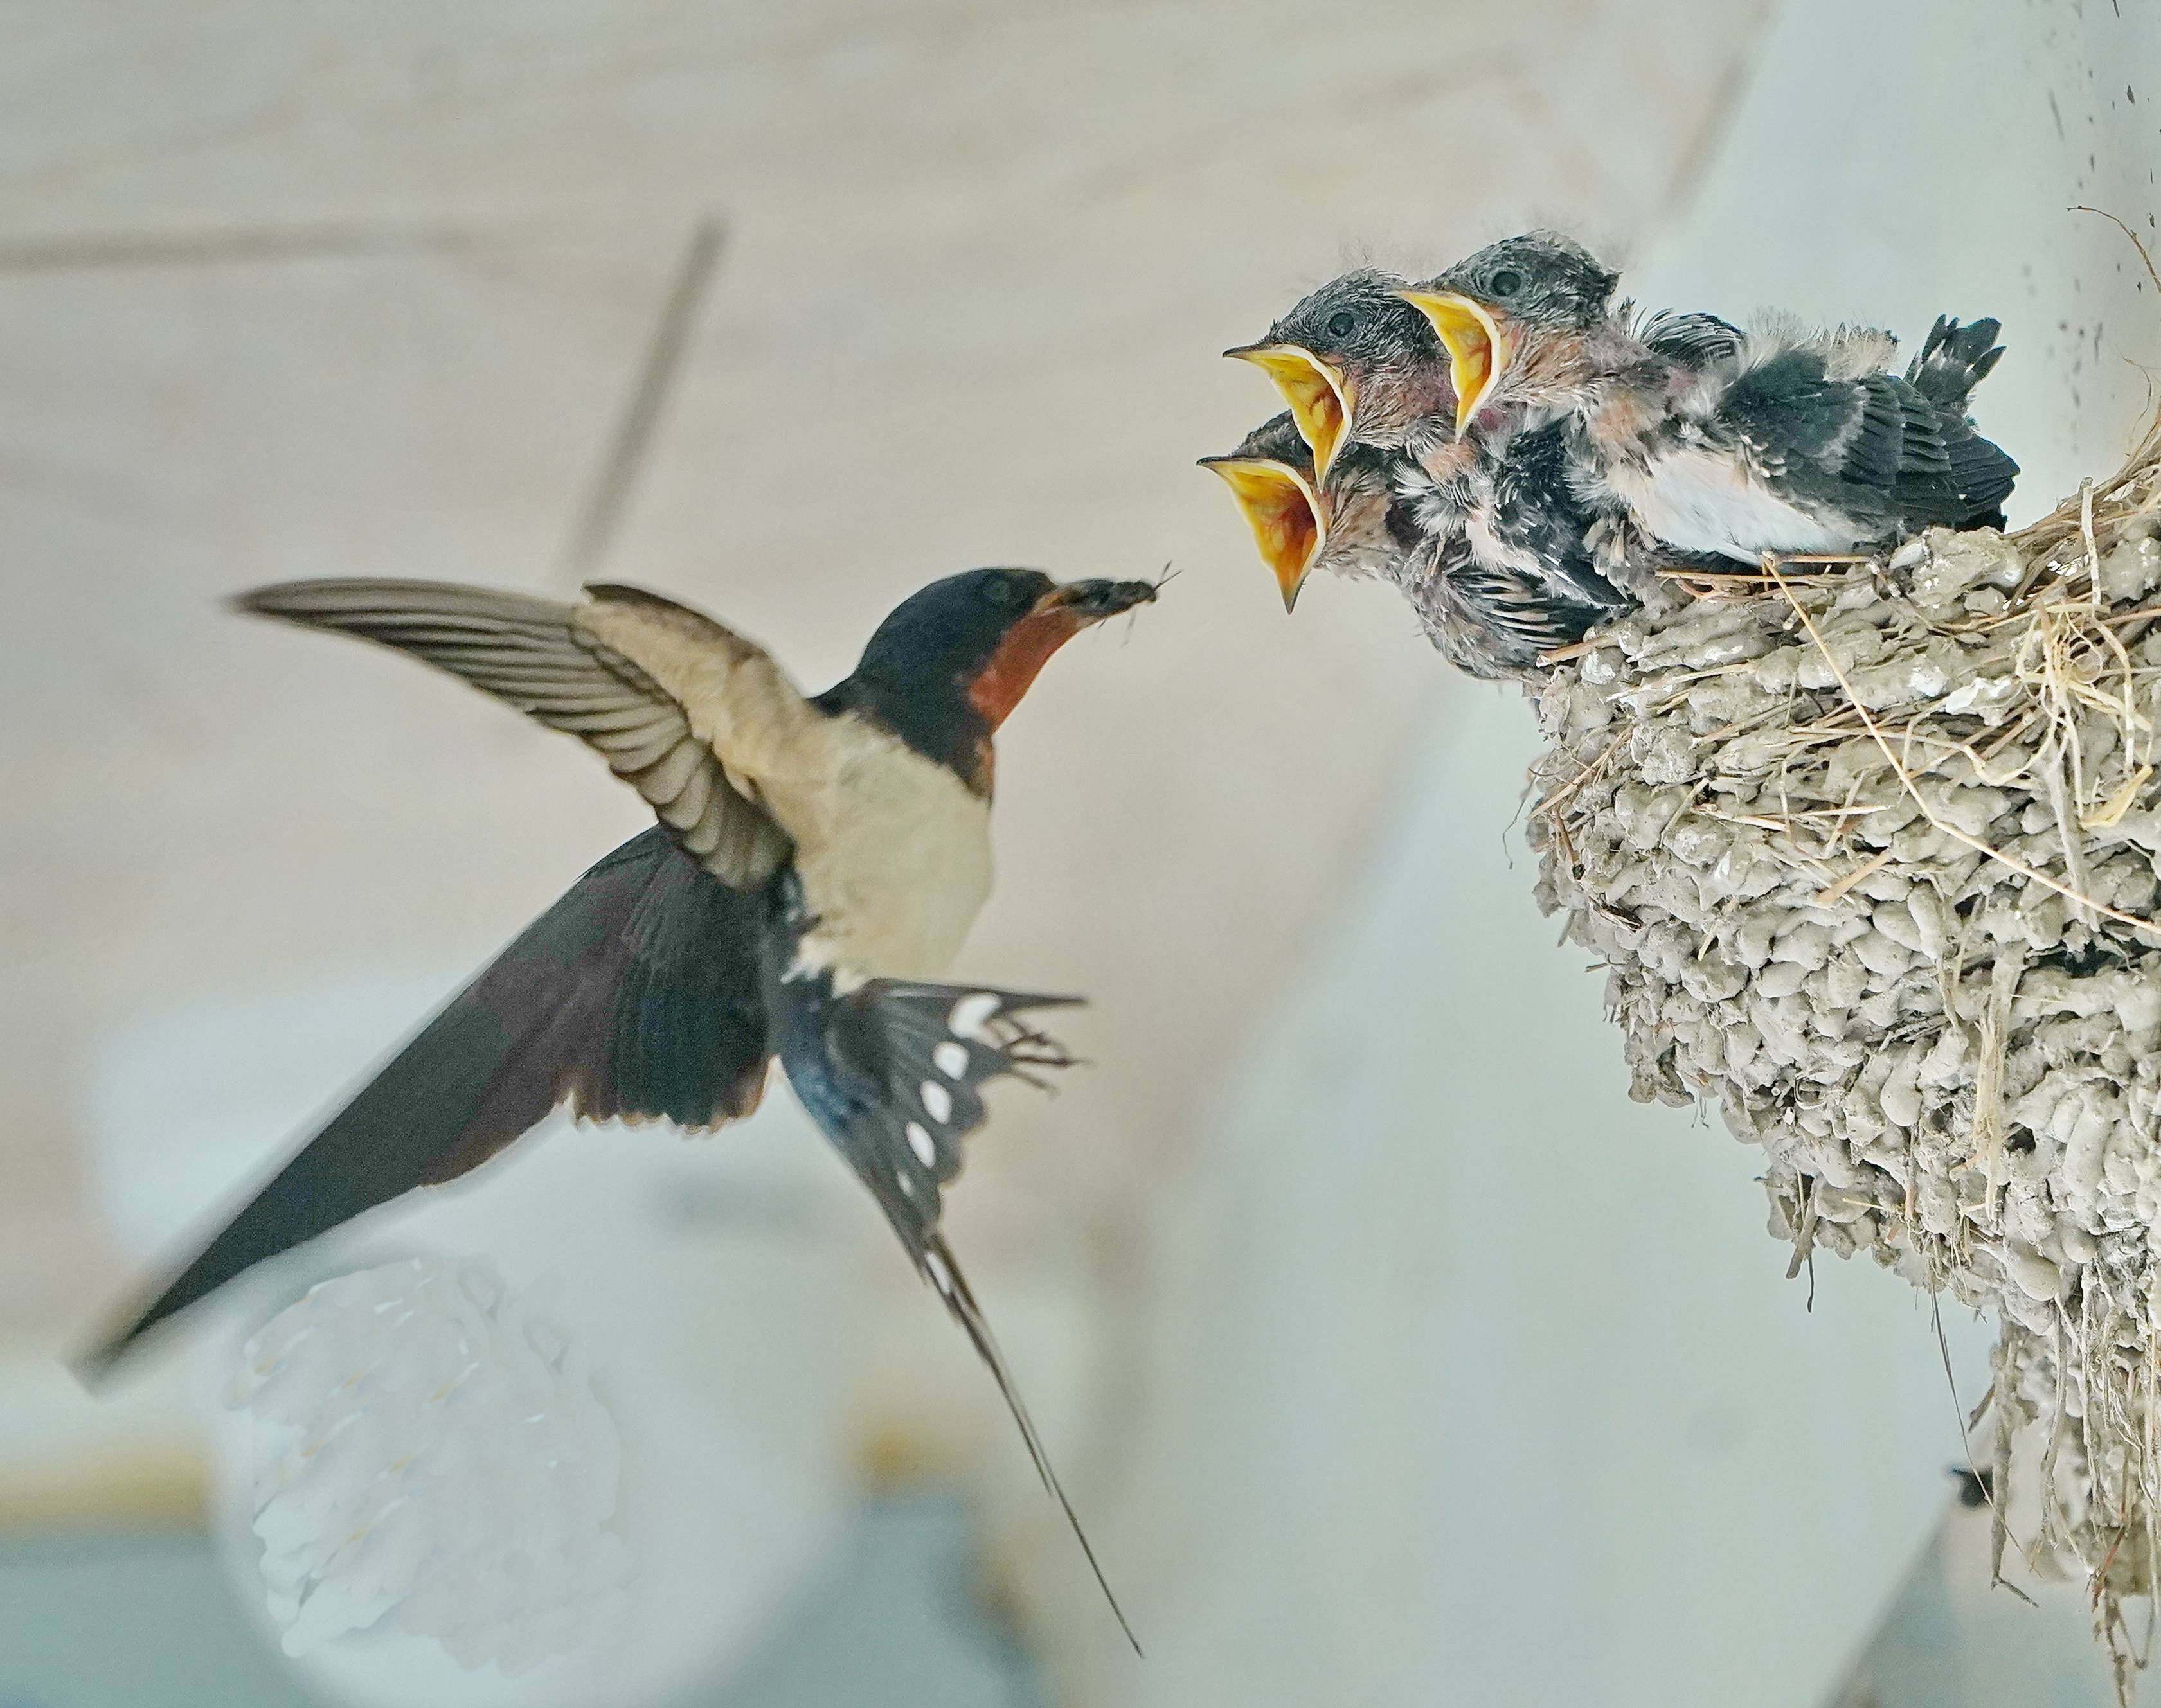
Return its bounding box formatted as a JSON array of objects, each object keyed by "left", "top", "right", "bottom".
[
  {"left": 80, "top": 829, "right": 779, "bottom": 1375},
  {"left": 234, "top": 578, "right": 806, "bottom": 885}
]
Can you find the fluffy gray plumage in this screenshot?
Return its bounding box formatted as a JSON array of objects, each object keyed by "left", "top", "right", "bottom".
[{"left": 1423, "top": 232, "right": 2020, "bottom": 565}]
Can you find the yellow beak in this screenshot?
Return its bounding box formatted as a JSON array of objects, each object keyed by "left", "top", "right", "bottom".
[
  {"left": 1223, "top": 343, "right": 1354, "bottom": 480},
  {"left": 1397, "top": 291, "right": 1506, "bottom": 435},
  {"left": 1199, "top": 454, "right": 1325, "bottom": 612}
]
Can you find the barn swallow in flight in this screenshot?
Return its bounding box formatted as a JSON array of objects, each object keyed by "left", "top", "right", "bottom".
[
  {"left": 1398, "top": 230, "right": 2018, "bottom": 563},
  {"left": 79, "top": 568, "right": 1156, "bottom": 1649}
]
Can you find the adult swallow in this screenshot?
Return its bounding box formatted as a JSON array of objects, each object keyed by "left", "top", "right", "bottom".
[
  {"left": 79, "top": 568, "right": 1156, "bottom": 1648},
  {"left": 1399, "top": 231, "right": 2019, "bottom": 562}
]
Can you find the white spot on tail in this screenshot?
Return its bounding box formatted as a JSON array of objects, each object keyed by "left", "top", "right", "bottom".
[
  {"left": 949, "top": 992, "right": 1000, "bottom": 1040},
  {"left": 923, "top": 1247, "right": 952, "bottom": 1291},
  {"left": 906, "top": 1121, "right": 937, "bottom": 1167},
  {"left": 933, "top": 1041, "right": 970, "bottom": 1080},
  {"left": 920, "top": 1080, "right": 953, "bottom": 1123}
]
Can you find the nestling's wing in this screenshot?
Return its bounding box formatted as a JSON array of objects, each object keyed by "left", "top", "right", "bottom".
[
  {"left": 1487, "top": 422, "right": 1629, "bottom": 609},
  {"left": 1904, "top": 316, "right": 2005, "bottom": 413},
  {"left": 1410, "top": 529, "right": 1616, "bottom": 681},
  {"left": 1714, "top": 343, "right": 2018, "bottom": 533},
  {"left": 1637, "top": 307, "right": 1744, "bottom": 369},
  {"left": 235, "top": 578, "right": 797, "bottom": 887},
  {"left": 80, "top": 829, "right": 779, "bottom": 1375},
  {"left": 1440, "top": 563, "right": 1610, "bottom": 674}
]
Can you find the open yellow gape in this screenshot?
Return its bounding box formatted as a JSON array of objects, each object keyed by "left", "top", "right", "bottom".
[
  {"left": 1224, "top": 344, "right": 1353, "bottom": 479},
  {"left": 1201, "top": 455, "right": 1324, "bottom": 611},
  {"left": 1397, "top": 290, "right": 1507, "bottom": 434}
]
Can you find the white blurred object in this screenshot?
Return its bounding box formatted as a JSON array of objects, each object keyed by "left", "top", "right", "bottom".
[
  {"left": 85, "top": 969, "right": 868, "bottom": 1707},
  {"left": 232, "top": 1256, "right": 629, "bottom": 1671}
]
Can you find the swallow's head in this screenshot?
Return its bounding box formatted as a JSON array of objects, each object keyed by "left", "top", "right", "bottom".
[
  {"left": 1399, "top": 232, "right": 1619, "bottom": 433},
  {"left": 1201, "top": 412, "right": 1325, "bottom": 611},
  {"left": 1223, "top": 270, "right": 1449, "bottom": 479},
  {"left": 850, "top": 567, "right": 1158, "bottom": 774}
]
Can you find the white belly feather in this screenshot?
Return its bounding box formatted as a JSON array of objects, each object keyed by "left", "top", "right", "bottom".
[
  {"left": 772, "top": 722, "right": 993, "bottom": 981},
  {"left": 1615, "top": 446, "right": 1858, "bottom": 562}
]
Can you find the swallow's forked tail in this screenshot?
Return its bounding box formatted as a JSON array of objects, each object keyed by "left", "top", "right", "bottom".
[
  {"left": 1904, "top": 314, "right": 2006, "bottom": 414},
  {"left": 776, "top": 971, "right": 1139, "bottom": 1654}
]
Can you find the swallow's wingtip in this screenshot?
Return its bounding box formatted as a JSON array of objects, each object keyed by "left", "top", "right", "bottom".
[
  {"left": 64, "top": 1319, "right": 132, "bottom": 1392},
  {"left": 226, "top": 582, "right": 300, "bottom": 621}
]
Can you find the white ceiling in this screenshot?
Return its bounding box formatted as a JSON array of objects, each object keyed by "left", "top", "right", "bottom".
[{"left": 0, "top": 0, "right": 1766, "bottom": 1354}]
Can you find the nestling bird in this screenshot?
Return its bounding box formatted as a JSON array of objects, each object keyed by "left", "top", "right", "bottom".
[
  {"left": 1221, "top": 269, "right": 1752, "bottom": 666},
  {"left": 1215, "top": 287, "right": 1631, "bottom": 668},
  {"left": 79, "top": 567, "right": 1156, "bottom": 1648},
  {"left": 1199, "top": 411, "right": 1416, "bottom": 608},
  {"left": 1204, "top": 410, "right": 1623, "bottom": 678},
  {"left": 1398, "top": 230, "right": 2019, "bottom": 565},
  {"left": 1222, "top": 269, "right": 1453, "bottom": 481},
  {"left": 1199, "top": 411, "right": 1327, "bottom": 609}
]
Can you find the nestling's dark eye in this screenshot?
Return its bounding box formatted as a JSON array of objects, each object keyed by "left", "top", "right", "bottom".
[
  {"left": 1325, "top": 310, "right": 1356, "bottom": 338},
  {"left": 1489, "top": 268, "right": 1523, "bottom": 298}
]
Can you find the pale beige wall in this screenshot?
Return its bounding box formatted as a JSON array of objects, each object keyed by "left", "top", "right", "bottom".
[{"left": 0, "top": 0, "right": 1764, "bottom": 1366}]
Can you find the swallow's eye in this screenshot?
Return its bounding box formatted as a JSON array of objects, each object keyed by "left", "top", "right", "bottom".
[
  {"left": 984, "top": 577, "right": 1029, "bottom": 609},
  {"left": 1325, "top": 310, "right": 1356, "bottom": 338},
  {"left": 1489, "top": 268, "right": 1523, "bottom": 299}
]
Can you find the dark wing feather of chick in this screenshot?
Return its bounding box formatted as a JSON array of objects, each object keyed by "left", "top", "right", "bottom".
[{"left": 1717, "top": 343, "right": 2017, "bottom": 533}]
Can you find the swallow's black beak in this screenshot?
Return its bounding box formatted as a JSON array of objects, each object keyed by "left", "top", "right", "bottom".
[{"left": 1048, "top": 578, "right": 1160, "bottom": 620}]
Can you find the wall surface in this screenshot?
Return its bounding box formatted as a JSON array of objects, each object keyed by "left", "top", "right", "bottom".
[
  {"left": 0, "top": 3, "right": 1773, "bottom": 1705},
  {"left": 1104, "top": 2, "right": 2161, "bottom": 1705},
  {"left": 1114, "top": 690, "right": 1993, "bottom": 1708}
]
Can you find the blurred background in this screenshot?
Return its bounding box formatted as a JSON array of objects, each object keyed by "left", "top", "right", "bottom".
[{"left": 1, "top": 1, "right": 2157, "bottom": 1704}]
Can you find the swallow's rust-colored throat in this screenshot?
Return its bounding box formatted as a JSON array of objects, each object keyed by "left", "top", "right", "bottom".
[
  {"left": 967, "top": 602, "right": 1090, "bottom": 729},
  {"left": 964, "top": 580, "right": 1154, "bottom": 730}
]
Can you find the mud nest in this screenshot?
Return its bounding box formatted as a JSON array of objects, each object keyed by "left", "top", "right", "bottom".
[{"left": 1529, "top": 422, "right": 2161, "bottom": 1689}]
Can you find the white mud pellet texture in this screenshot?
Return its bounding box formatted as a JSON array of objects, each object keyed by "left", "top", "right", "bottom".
[{"left": 1527, "top": 436, "right": 2161, "bottom": 1693}]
